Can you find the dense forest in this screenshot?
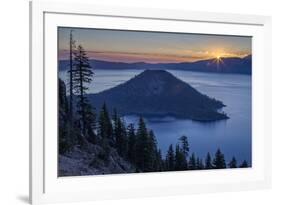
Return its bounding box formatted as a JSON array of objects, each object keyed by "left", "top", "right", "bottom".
[{"left": 58, "top": 31, "right": 249, "bottom": 176}]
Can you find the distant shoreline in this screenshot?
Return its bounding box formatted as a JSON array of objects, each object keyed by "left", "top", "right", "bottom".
[{"left": 58, "top": 56, "right": 252, "bottom": 75}]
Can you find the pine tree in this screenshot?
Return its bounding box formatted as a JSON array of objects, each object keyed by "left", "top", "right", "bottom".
[
  {"left": 115, "top": 117, "right": 128, "bottom": 158},
  {"left": 68, "top": 30, "right": 76, "bottom": 123},
  {"left": 98, "top": 103, "right": 113, "bottom": 141},
  {"left": 189, "top": 153, "right": 197, "bottom": 170},
  {"left": 179, "top": 135, "right": 189, "bottom": 158},
  {"left": 135, "top": 117, "right": 149, "bottom": 171},
  {"left": 84, "top": 102, "right": 97, "bottom": 144},
  {"left": 213, "top": 148, "right": 226, "bottom": 169},
  {"left": 59, "top": 79, "right": 69, "bottom": 117},
  {"left": 112, "top": 108, "right": 118, "bottom": 145},
  {"left": 62, "top": 31, "right": 80, "bottom": 150},
  {"left": 113, "top": 112, "right": 122, "bottom": 151},
  {"left": 205, "top": 152, "right": 213, "bottom": 169},
  {"left": 166, "top": 144, "right": 175, "bottom": 171},
  {"left": 228, "top": 157, "right": 237, "bottom": 168},
  {"left": 59, "top": 79, "right": 81, "bottom": 153},
  {"left": 239, "top": 160, "right": 249, "bottom": 168},
  {"left": 120, "top": 118, "right": 128, "bottom": 158},
  {"left": 96, "top": 102, "right": 113, "bottom": 160},
  {"left": 73, "top": 44, "right": 94, "bottom": 137},
  {"left": 199, "top": 159, "right": 204, "bottom": 169},
  {"left": 147, "top": 130, "right": 158, "bottom": 171},
  {"left": 155, "top": 149, "right": 164, "bottom": 171},
  {"left": 175, "top": 144, "right": 187, "bottom": 171},
  {"left": 59, "top": 79, "right": 71, "bottom": 153},
  {"left": 196, "top": 157, "right": 204, "bottom": 170},
  {"left": 127, "top": 123, "right": 136, "bottom": 164}
]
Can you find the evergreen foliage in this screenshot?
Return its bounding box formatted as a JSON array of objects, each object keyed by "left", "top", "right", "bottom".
[
  {"left": 179, "top": 135, "right": 189, "bottom": 157},
  {"left": 166, "top": 144, "right": 175, "bottom": 171},
  {"left": 73, "top": 44, "right": 94, "bottom": 139},
  {"left": 147, "top": 130, "right": 159, "bottom": 171},
  {"left": 205, "top": 152, "right": 213, "bottom": 169},
  {"left": 189, "top": 153, "right": 197, "bottom": 170},
  {"left": 68, "top": 30, "right": 75, "bottom": 123},
  {"left": 127, "top": 124, "right": 136, "bottom": 164},
  {"left": 155, "top": 149, "right": 164, "bottom": 171},
  {"left": 196, "top": 158, "right": 204, "bottom": 170},
  {"left": 115, "top": 116, "right": 128, "bottom": 158},
  {"left": 213, "top": 148, "right": 226, "bottom": 169},
  {"left": 175, "top": 144, "right": 187, "bottom": 171},
  {"left": 59, "top": 78, "right": 72, "bottom": 154},
  {"left": 135, "top": 117, "right": 150, "bottom": 171},
  {"left": 228, "top": 157, "right": 237, "bottom": 168},
  {"left": 239, "top": 160, "right": 249, "bottom": 168},
  {"left": 98, "top": 103, "right": 113, "bottom": 142}
]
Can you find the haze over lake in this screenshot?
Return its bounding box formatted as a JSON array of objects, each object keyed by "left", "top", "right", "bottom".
[{"left": 59, "top": 69, "right": 251, "bottom": 165}]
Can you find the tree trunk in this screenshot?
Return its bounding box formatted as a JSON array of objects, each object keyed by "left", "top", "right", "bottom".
[
  {"left": 79, "top": 53, "right": 86, "bottom": 136},
  {"left": 69, "top": 30, "right": 73, "bottom": 122}
]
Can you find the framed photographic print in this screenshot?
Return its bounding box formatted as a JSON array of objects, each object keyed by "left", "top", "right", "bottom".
[{"left": 30, "top": 0, "right": 272, "bottom": 204}]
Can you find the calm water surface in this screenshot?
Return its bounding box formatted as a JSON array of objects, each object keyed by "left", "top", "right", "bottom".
[{"left": 59, "top": 69, "right": 252, "bottom": 165}]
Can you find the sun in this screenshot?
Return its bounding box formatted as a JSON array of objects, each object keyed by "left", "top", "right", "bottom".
[{"left": 212, "top": 53, "right": 225, "bottom": 71}]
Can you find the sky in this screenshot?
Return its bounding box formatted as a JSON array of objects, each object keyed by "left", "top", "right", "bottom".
[{"left": 58, "top": 27, "right": 252, "bottom": 63}]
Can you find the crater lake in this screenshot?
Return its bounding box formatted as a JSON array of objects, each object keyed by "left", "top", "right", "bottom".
[{"left": 59, "top": 69, "right": 252, "bottom": 166}]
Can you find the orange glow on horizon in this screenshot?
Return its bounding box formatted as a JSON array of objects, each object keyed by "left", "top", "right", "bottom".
[{"left": 58, "top": 49, "right": 250, "bottom": 63}]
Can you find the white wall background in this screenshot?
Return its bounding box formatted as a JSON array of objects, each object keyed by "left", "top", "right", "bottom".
[{"left": 0, "top": 0, "right": 279, "bottom": 204}]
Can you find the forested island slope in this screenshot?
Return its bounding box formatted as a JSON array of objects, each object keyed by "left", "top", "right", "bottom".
[{"left": 88, "top": 70, "right": 228, "bottom": 121}]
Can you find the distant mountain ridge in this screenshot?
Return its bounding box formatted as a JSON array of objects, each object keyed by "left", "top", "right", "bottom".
[
  {"left": 59, "top": 55, "right": 252, "bottom": 75},
  {"left": 87, "top": 70, "right": 229, "bottom": 121}
]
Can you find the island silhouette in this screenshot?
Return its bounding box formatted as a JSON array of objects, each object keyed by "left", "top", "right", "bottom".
[{"left": 87, "top": 70, "right": 229, "bottom": 121}]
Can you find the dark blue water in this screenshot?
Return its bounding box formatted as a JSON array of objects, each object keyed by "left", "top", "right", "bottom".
[{"left": 60, "top": 69, "right": 252, "bottom": 165}]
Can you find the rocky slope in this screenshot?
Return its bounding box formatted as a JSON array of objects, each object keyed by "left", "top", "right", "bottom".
[{"left": 59, "top": 143, "right": 135, "bottom": 176}]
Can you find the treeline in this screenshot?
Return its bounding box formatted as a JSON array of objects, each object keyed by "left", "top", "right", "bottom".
[
  {"left": 59, "top": 30, "right": 249, "bottom": 174},
  {"left": 165, "top": 144, "right": 249, "bottom": 171}
]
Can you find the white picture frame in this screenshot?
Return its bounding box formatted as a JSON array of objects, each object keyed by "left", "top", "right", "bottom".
[{"left": 30, "top": 0, "right": 272, "bottom": 204}]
